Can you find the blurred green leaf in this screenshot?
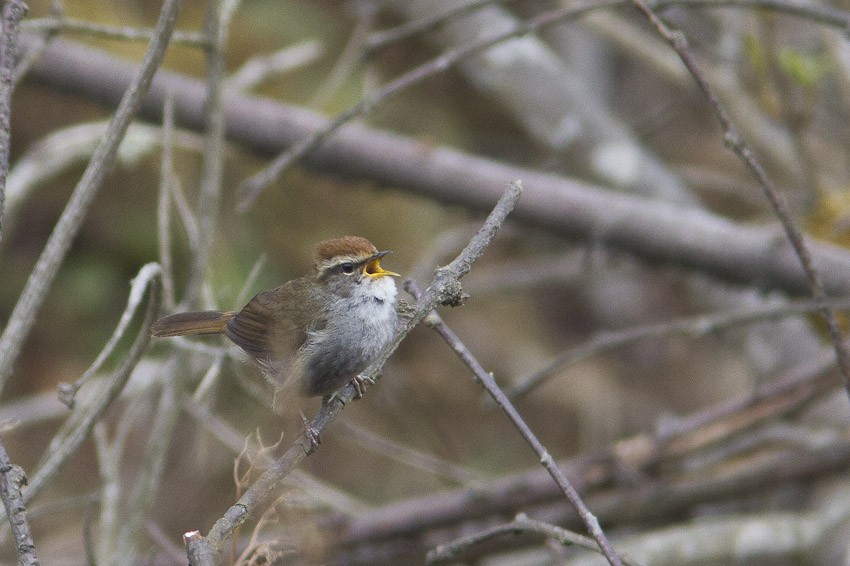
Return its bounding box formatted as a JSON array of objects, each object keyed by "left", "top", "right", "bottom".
[{"left": 778, "top": 48, "right": 831, "bottom": 89}]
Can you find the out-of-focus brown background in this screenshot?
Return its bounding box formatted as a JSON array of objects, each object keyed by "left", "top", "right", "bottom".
[{"left": 3, "top": 0, "right": 850, "bottom": 564}]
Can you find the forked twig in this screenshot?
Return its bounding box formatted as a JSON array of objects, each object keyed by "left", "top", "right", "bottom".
[{"left": 406, "top": 281, "right": 622, "bottom": 566}]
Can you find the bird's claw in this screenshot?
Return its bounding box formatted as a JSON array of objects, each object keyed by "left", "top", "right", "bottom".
[
  {"left": 299, "top": 411, "right": 321, "bottom": 452},
  {"left": 352, "top": 374, "right": 375, "bottom": 399},
  {"left": 322, "top": 374, "right": 375, "bottom": 405}
]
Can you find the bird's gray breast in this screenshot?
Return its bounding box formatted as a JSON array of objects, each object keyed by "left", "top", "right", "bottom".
[{"left": 300, "top": 279, "right": 397, "bottom": 396}]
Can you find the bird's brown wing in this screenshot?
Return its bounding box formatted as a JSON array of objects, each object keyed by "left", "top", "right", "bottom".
[
  {"left": 225, "top": 278, "right": 326, "bottom": 376},
  {"left": 225, "top": 290, "right": 276, "bottom": 363}
]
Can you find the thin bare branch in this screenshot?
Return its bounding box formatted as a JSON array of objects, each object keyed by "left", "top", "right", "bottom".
[
  {"left": 308, "top": 13, "right": 373, "bottom": 110},
  {"left": 0, "top": 0, "right": 184, "bottom": 393},
  {"left": 365, "top": 0, "right": 511, "bottom": 55},
  {"left": 115, "top": 360, "right": 182, "bottom": 560},
  {"left": 10, "top": 1, "right": 61, "bottom": 86},
  {"left": 57, "top": 263, "right": 170, "bottom": 408},
  {"left": 0, "top": 435, "right": 38, "bottom": 565},
  {"left": 509, "top": 296, "right": 850, "bottom": 400},
  {"left": 5, "top": 122, "right": 162, "bottom": 231},
  {"left": 158, "top": 93, "right": 177, "bottom": 311},
  {"left": 0, "top": 0, "right": 28, "bottom": 241},
  {"left": 22, "top": 264, "right": 162, "bottom": 506},
  {"left": 406, "top": 281, "right": 621, "bottom": 566},
  {"left": 22, "top": 17, "right": 206, "bottom": 47},
  {"left": 182, "top": 0, "right": 228, "bottom": 306},
  {"left": 338, "top": 421, "right": 485, "bottom": 486},
  {"left": 427, "top": 512, "right": 640, "bottom": 566},
  {"left": 227, "top": 41, "right": 323, "bottom": 93},
  {"left": 92, "top": 423, "right": 118, "bottom": 560}
]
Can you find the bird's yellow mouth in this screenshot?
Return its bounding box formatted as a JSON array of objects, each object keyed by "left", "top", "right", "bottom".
[{"left": 364, "top": 252, "right": 399, "bottom": 278}]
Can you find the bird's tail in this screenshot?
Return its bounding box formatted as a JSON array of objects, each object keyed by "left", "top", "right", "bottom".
[{"left": 151, "top": 310, "right": 236, "bottom": 337}]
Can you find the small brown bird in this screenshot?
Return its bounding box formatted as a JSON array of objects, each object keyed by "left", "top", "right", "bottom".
[{"left": 152, "top": 236, "right": 399, "bottom": 397}]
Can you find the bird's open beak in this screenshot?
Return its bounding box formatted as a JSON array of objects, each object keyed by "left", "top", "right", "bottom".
[{"left": 364, "top": 250, "right": 399, "bottom": 278}]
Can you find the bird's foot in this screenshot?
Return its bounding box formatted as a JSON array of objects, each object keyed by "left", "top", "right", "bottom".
[
  {"left": 352, "top": 374, "right": 375, "bottom": 399},
  {"left": 299, "top": 411, "right": 321, "bottom": 453}
]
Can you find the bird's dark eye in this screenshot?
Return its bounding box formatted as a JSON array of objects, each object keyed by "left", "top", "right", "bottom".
[{"left": 340, "top": 262, "right": 355, "bottom": 274}]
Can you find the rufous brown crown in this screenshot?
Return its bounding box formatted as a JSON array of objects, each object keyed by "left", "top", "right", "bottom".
[{"left": 314, "top": 236, "right": 379, "bottom": 263}]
